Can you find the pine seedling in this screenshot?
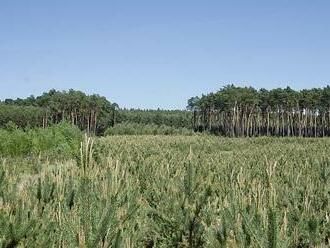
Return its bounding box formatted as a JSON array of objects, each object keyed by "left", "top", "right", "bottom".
[{"left": 267, "top": 208, "right": 277, "bottom": 248}]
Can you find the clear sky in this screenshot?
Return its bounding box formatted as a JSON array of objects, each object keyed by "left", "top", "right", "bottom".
[{"left": 0, "top": 0, "right": 329, "bottom": 109}]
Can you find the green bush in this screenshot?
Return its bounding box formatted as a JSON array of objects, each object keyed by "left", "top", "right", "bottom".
[{"left": 0, "top": 122, "right": 83, "bottom": 158}]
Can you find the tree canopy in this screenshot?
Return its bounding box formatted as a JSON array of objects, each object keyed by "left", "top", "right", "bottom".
[
  {"left": 1, "top": 85, "right": 330, "bottom": 137},
  {"left": 0, "top": 89, "right": 117, "bottom": 135},
  {"left": 0, "top": 90, "right": 192, "bottom": 135},
  {"left": 188, "top": 85, "right": 330, "bottom": 137}
]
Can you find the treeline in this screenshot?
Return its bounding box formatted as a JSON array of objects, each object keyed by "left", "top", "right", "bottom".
[
  {"left": 0, "top": 105, "right": 46, "bottom": 128},
  {"left": 3, "top": 85, "right": 330, "bottom": 137},
  {"left": 0, "top": 89, "right": 117, "bottom": 135},
  {"left": 105, "top": 122, "right": 193, "bottom": 136},
  {"left": 117, "top": 109, "right": 192, "bottom": 129},
  {"left": 106, "top": 109, "right": 193, "bottom": 135},
  {"left": 188, "top": 85, "right": 330, "bottom": 137},
  {"left": 0, "top": 90, "right": 192, "bottom": 135}
]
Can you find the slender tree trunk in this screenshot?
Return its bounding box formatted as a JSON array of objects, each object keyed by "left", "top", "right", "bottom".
[
  {"left": 267, "top": 111, "right": 270, "bottom": 136},
  {"left": 314, "top": 111, "right": 317, "bottom": 138}
]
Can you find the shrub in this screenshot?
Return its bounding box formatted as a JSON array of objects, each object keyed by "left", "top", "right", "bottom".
[{"left": 0, "top": 122, "right": 83, "bottom": 158}]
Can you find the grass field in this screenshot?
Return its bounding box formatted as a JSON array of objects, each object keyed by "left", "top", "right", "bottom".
[{"left": 1, "top": 135, "right": 330, "bottom": 247}]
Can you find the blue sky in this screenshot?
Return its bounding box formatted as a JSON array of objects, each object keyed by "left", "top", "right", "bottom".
[{"left": 0, "top": 0, "right": 329, "bottom": 109}]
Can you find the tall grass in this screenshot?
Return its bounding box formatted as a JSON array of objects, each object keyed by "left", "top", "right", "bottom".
[{"left": 0, "top": 135, "right": 329, "bottom": 247}]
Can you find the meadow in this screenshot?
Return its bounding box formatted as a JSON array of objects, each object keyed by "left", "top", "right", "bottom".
[{"left": 0, "top": 128, "right": 330, "bottom": 247}]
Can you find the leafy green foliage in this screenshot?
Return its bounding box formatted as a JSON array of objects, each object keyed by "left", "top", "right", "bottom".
[
  {"left": 0, "top": 89, "right": 117, "bottom": 135},
  {"left": 117, "top": 109, "right": 192, "bottom": 129},
  {"left": 0, "top": 105, "right": 47, "bottom": 130},
  {"left": 189, "top": 84, "right": 330, "bottom": 137},
  {"left": 0, "top": 122, "right": 82, "bottom": 158}
]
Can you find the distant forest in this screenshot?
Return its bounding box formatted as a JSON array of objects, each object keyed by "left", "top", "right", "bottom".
[
  {"left": 0, "top": 89, "right": 192, "bottom": 135},
  {"left": 1, "top": 85, "right": 330, "bottom": 137},
  {"left": 188, "top": 85, "right": 330, "bottom": 137}
]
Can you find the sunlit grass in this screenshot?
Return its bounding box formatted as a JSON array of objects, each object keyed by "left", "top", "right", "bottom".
[{"left": 0, "top": 136, "right": 329, "bottom": 247}]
